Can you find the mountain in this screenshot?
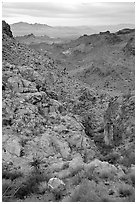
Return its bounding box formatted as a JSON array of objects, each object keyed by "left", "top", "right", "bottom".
[
  {"left": 2, "top": 21, "right": 135, "bottom": 202},
  {"left": 10, "top": 22, "right": 95, "bottom": 38},
  {"left": 10, "top": 22, "right": 134, "bottom": 38}
]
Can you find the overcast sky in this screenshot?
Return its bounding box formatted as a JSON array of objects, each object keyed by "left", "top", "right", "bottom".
[{"left": 2, "top": 1, "right": 135, "bottom": 26}]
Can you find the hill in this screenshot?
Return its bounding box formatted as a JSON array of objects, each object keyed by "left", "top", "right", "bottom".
[
  {"left": 2, "top": 21, "right": 135, "bottom": 202},
  {"left": 15, "top": 33, "right": 72, "bottom": 45}
]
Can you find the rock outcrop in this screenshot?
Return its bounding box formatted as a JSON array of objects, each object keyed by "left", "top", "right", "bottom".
[
  {"left": 2, "top": 20, "right": 13, "bottom": 38},
  {"left": 123, "top": 37, "right": 135, "bottom": 55},
  {"left": 103, "top": 95, "right": 135, "bottom": 146}
]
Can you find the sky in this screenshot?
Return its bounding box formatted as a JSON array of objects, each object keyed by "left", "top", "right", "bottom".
[{"left": 2, "top": 0, "right": 135, "bottom": 26}]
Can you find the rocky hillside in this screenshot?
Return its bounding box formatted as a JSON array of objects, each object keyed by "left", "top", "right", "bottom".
[
  {"left": 2, "top": 21, "right": 135, "bottom": 202},
  {"left": 30, "top": 29, "right": 135, "bottom": 95},
  {"left": 15, "top": 33, "right": 70, "bottom": 45}
]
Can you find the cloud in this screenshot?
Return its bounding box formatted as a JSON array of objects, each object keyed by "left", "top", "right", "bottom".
[{"left": 2, "top": 2, "right": 135, "bottom": 26}]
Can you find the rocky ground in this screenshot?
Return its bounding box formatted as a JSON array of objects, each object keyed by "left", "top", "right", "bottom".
[{"left": 2, "top": 21, "right": 135, "bottom": 202}]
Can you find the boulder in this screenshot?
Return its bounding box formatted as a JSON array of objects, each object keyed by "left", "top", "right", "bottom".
[
  {"left": 4, "top": 138, "right": 21, "bottom": 157},
  {"left": 48, "top": 178, "right": 65, "bottom": 191}
]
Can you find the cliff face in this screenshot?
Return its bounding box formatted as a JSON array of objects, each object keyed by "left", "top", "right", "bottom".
[{"left": 2, "top": 22, "right": 135, "bottom": 202}]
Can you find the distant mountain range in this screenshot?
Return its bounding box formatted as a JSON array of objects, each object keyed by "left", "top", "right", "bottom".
[{"left": 10, "top": 22, "right": 135, "bottom": 38}]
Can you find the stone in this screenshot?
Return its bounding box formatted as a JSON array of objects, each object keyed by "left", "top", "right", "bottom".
[
  {"left": 48, "top": 178, "right": 65, "bottom": 191},
  {"left": 4, "top": 138, "right": 21, "bottom": 157}
]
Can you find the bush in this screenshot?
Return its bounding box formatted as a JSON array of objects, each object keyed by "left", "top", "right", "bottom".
[
  {"left": 29, "top": 154, "right": 44, "bottom": 171},
  {"left": 69, "top": 184, "right": 100, "bottom": 201},
  {"left": 120, "top": 171, "right": 135, "bottom": 187},
  {"left": 15, "top": 170, "right": 49, "bottom": 199},
  {"left": 2, "top": 178, "right": 23, "bottom": 202},
  {"left": 98, "top": 166, "right": 117, "bottom": 180},
  {"left": 119, "top": 174, "right": 132, "bottom": 185},
  {"left": 2, "top": 169, "right": 23, "bottom": 181},
  {"left": 118, "top": 184, "right": 134, "bottom": 198},
  {"left": 70, "top": 170, "right": 86, "bottom": 186},
  {"left": 120, "top": 152, "right": 135, "bottom": 167},
  {"left": 2, "top": 168, "right": 51, "bottom": 200},
  {"left": 2, "top": 179, "right": 12, "bottom": 195},
  {"left": 69, "top": 179, "right": 109, "bottom": 202},
  {"left": 84, "top": 167, "right": 95, "bottom": 181},
  {"left": 129, "top": 172, "right": 135, "bottom": 186},
  {"left": 101, "top": 152, "right": 120, "bottom": 164},
  {"left": 127, "top": 170, "right": 135, "bottom": 186}
]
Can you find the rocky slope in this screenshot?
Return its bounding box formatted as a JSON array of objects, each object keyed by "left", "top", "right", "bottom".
[
  {"left": 15, "top": 33, "right": 71, "bottom": 45},
  {"left": 30, "top": 29, "right": 135, "bottom": 95},
  {"left": 2, "top": 21, "right": 135, "bottom": 202}
]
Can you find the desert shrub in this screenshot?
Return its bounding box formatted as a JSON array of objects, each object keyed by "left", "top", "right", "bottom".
[
  {"left": 53, "top": 190, "right": 63, "bottom": 201},
  {"left": 101, "top": 152, "right": 120, "bottom": 164},
  {"left": 120, "top": 152, "right": 135, "bottom": 167},
  {"left": 29, "top": 154, "right": 44, "bottom": 171},
  {"left": 2, "top": 179, "right": 12, "bottom": 195},
  {"left": 15, "top": 170, "right": 49, "bottom": 199},
  {"left": 85, "top": 165, "right": 116, "bottom": 181},
  {"left": 69, "top": 183, "right": 100, "bottom": 202},
  {"left": 2, "top": 166, "right": 51, "bottom": 200},
  {"left": 71, "top": 170, "right": 86, "bottom": 186},
  {"left": 126, "top": 191, "right": 135, "bottom": 202},
  {"left": 2, "top": 182, "right": 15, "bottom": 202},
  {"left": 71, "top": 174, "right": 81, "bottom": 186},
  {"left": 128, "top": 171, "right": 135, "bottom": 186},
  {"left": 2, "top": 178, "right": 23, "bottom": 202},
  {"left": 69, "top": 179, "right": 109, "bottom": 202},
  {"left": 119, "top": 174, "right": 132, "bottom": 185},
  {"left": 19, "top": 137, "right": 29, "bottom": 147},
  {"left": 118, "top": 184, "right": 134, "bottom": 198},
  {"left": 2, "top": 118, "right": 12, "bottom": 126},
  {"left": 120, "top": 171, "right": 135, "bottom": 187},
  {"left": 84, "top": 167, "right": 95, "bottom": 181},
  {"left": 101, "top": 197, "right": 112, "bottom": 202},
  {"left": 99, "top": 169, "right": 115, "bottom": 180},
  {"left": 2, "top": 169, "right": 23, "bottom": 181}
]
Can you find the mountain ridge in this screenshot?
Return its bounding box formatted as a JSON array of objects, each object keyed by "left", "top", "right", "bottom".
[{"left": 10, "top": 21, "right": 135, "bottom": 37}]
